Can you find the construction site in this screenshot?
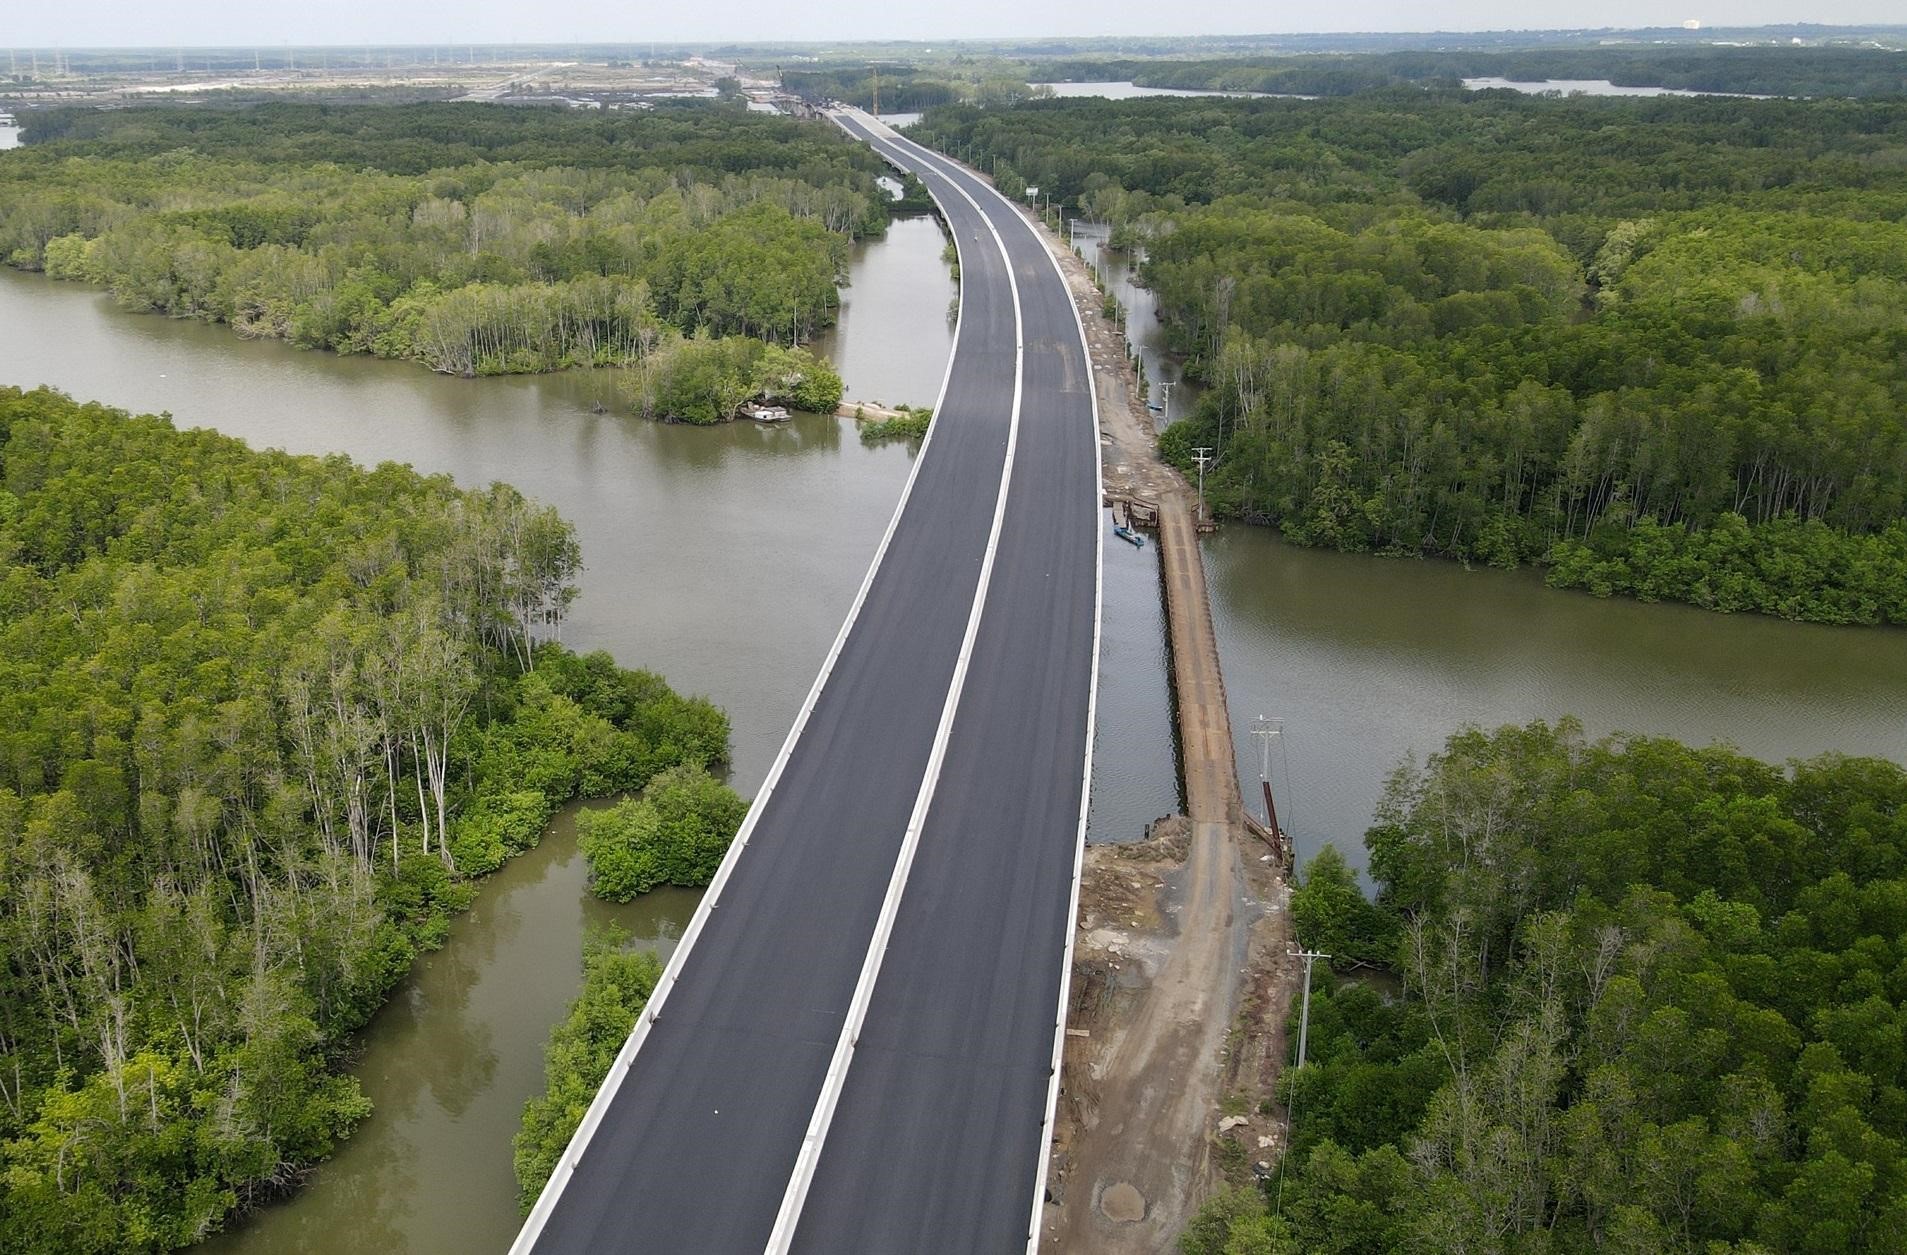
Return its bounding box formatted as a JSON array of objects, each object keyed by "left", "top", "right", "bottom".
[{"left": 1029, "top": 202, "right": 1305, "bottom": 1251}]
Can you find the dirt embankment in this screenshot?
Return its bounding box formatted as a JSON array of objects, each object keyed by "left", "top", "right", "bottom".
[
  {"left": 834, "top": 399, "right": 912, "bottom": 421},
  {"left": 1019, "top": 206, "right": 1305, "bottom": 1251}
]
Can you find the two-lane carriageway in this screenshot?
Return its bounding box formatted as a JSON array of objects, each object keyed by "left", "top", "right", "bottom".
[{"left": 512, "top": 108, "right": 1101, "bottom": 1254}]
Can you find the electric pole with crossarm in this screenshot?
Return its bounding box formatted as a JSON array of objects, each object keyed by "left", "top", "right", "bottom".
[{"left": 1291, "top": 948, "right": 1330, "bottom": 1068}]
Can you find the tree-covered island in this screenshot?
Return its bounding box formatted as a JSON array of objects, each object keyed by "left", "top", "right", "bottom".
[{"left": 0, "top": 103, "right": 937, "bottom": 422}]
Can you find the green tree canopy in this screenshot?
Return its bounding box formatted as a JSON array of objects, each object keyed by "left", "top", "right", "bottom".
[
  {"left": 0, "top": 387, "right": 727, "bottom": 1251},
  {"left": 916, "top": 90, "right": 1907, "bottom": 623},
  {"left": 575, "top": 765, "right": 748, "bottom": 901},
  {"left": 1188, "top": 722, "right": 1907, "bottom": 1253}
]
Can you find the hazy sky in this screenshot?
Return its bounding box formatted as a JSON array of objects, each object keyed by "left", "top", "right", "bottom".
[{"left": 8, "top": 1, "right": 1904, "bottom": 50}]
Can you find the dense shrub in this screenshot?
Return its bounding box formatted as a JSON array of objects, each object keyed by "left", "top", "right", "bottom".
[{"left": 576, "top": 766, "right": 748, "bottom": 901}]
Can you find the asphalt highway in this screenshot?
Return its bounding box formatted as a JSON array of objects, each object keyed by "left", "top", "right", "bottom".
[{"left": 514, "top": 109, "right": 1099, "bottom": 1254}]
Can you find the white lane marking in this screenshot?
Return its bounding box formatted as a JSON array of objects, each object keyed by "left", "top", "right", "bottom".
[
  {"left": 510, "top": 108, "right": 978, "bottom": 1255},
  {"left": 1018, "top": 175, "right": 1105, "bottom": 1255},
  {"left": 878, "top": 122, "right": 1110, "bottom": 1254},
  {"left": 839, "top": 116, "right": 1111, "bottom": 1253},
  {"left": 762, "top": 109, "right": 1029, "bottom": 1255}
]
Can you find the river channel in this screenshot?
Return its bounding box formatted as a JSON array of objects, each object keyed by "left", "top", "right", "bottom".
[
  {"left": 1060, "top": 217, "right": 1907, "bottom": 876},
  {"left": 5, "top": 153, "right": 1907, "bottom": 1250},
  {"left": 0, "top": 224, "right": 930, "bottom": 1252},
  {"left": 1463, "top": 76, "right": 1775, "bottom": 99},
  {"left": 0, "top": 212, "right": 1169, "bottom": 1250},
  {"left": 197, "top": 803, "right": 698, "bottom": 1254},
  {"left": 1208, "top": 530, "right": 1907, "bottom": 877}
]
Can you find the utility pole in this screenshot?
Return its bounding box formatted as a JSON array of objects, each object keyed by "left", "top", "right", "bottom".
[
  {"left": 1161, "top": 379, "right": 1175, "bottom": 422},
  {"left": 1250, "top": 717, "right": 1283, "bottom": 851},
  {"left": 1192, "top": 446, "right": 1213, "bottom": 524},
  {"left": 1291, "top": 948, "right": 1330, "bottom": 1068}
]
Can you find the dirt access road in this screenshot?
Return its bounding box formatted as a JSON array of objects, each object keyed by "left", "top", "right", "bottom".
[{"left": 1013, "top": 206, "right": 1303, "bottom": 1251}]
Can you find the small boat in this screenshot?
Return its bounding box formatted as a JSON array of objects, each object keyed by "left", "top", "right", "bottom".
[
  {"left": 1147, "top": 402, "right": 1164, "bottom": 413},
  {"left": 1114, "top": 525, "right": 1145, "bottom": 548}
]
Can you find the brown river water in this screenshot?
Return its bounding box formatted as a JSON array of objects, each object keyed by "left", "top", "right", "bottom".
[{"left": 1, "top": 195, "right": 1903, "bottom": 1252}]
